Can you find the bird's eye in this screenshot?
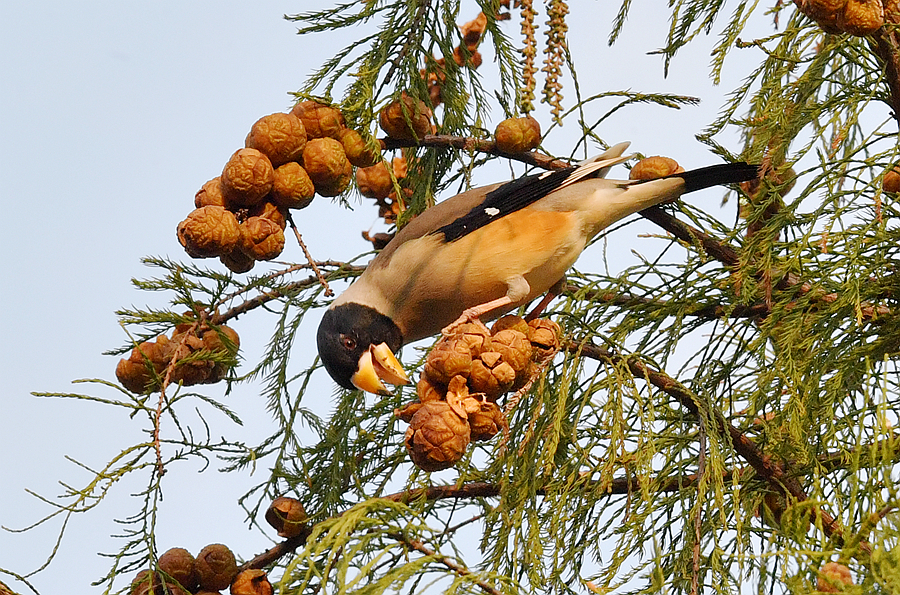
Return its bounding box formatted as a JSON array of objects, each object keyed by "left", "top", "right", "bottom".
[{"left": 340, "top": 335, "right": 357, "bottom": 350}]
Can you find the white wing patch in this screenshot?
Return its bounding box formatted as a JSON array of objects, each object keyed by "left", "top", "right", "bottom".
[{"left": 484, "top": 207, "right": 500, "bottom": 217}]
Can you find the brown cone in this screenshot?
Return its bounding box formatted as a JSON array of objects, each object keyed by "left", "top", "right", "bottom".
[{"left": 404, "top": 401, "right": 470, "bottom": 471}]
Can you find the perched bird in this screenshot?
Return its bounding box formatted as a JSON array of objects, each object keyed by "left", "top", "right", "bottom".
[{"left": 317, "top": 143, "right": 758, "bottom": 392}]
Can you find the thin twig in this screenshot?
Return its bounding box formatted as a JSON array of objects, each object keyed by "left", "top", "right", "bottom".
[
  {"left": 214, "top": 276, "right": 320, "bottom": 323},
  {"left": 386, "top": 531, "right": 504, "bottom": 595},
  {"left": 241, "top": 528, "right": 312, "bottom": 571},
  {"left": 212, "top": 264, "right": 366, "bottom": 325},
  {"left": 152, "top": 319, "right": 203, "bottom": 478},
  {"left": 639, "top": 205, "right": 741, "bottom": 267},
  {"left": 870, "top": 503, "right": 896, "bottom": 527},
  {"left": 503, "top": 349, "right": 557, "bottom": 416},
  {"left": 287, "top": 215, "right": 333, "bottom": 297},
  {"left": 568, "top": 280, "right": 890, "bottom": 323},
  {"left": 439, "top": 512, "right": 486, "bottom": 539},
  {"left": 818, "top": 431, "right": 900, "bottom": 472},
  {"left": 380, "top": 134, "right": 572, "bottom": 170},
  {"left": 846, "top": 503, "right": 897, "bottom": 552},
  {"left": 499, "top": 348, "right": 558, "bottom": 456},
  {"left": 565, "top": 284, "right": 772, "bottom": 320},
  {"left": 214, "top": 260, "right": 352, "bottom": 313}
]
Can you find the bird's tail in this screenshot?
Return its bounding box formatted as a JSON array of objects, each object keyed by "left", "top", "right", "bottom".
[
  {"left": 671, "top": 162, "right": 759, "bottom": 194},
  {"left": 582, "top": 161, "right": 758, "bottom": 232}
]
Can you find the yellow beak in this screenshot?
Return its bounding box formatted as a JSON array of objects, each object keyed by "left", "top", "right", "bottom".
[{"left": 350, "top": 343, "right": 409, "bottom": 394}]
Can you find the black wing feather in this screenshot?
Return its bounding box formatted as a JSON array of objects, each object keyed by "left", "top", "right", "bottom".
[{"left": 433, "top": 166, "right": 578, "bottom": 242}]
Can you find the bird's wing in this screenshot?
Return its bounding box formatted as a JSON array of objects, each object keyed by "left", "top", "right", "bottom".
[
  {"left": 370, "top": 146, "right": 633, "bottom": 270},
  {"left": 433, "top": 152, "right": 633, "bottom": 242}
]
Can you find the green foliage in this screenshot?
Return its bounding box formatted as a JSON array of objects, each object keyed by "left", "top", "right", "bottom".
[{"left": 12, "top": 1, "right": 900, "bottom": 594}]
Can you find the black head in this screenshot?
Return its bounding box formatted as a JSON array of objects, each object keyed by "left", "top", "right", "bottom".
[{"left": 317, "top": 303, "right": 406, "bottom": 391}]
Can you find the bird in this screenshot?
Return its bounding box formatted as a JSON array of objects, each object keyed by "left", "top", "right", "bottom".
[{"left": 317, "top": 143, "right": 758, "bottom": 393}]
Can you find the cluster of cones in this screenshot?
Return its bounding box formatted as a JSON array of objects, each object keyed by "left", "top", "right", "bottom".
[
  {"left": 130, "top": 544, "right": 268, "bottom": 595},
  {"left": 115, "top": 319, "right": 239, "bottom": 394},
  {"left": 128, "top": 496, "right": 309, "bottom": 595},
  {"left": 397, "top": 315, "right": 561, "bottom": 471},
  {"left": 178, "top": 101, "right": 386, "bottom": 273}
]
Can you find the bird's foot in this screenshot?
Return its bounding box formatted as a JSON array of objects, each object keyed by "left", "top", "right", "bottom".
[
  {"left": 441, "top": 308, "right": 489, "bottom": 337},
  {"left": 442, "top": 295, "right": 515, "bottom": 337}
]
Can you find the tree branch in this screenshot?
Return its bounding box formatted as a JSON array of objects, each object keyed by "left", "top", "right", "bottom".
[
  {"left": 241, "top": 528, "right": 313, "bottom": 572},
  {"left": 380, "top": 134, "right": 572, "bottom": 170},
  {"left": 211, "top": 263, "right": 366, "bottom": 325},
  {"left": 568, "top": 339, "right": 865, "bottom": 551},
  {"left": 241, "top": 471, "right": 734, "bottom": 573},
  {"left": 639, "top": 205, "right": 742, "bottom": 267},
  {"left": 872, "top": 23, "right": 900, "bottom": 129},
  {"left": 818, "top": 431, "right": 900, "bottom": 472},
  {"left": 565, "top": 284, "right": 772, "bottom": 320}
]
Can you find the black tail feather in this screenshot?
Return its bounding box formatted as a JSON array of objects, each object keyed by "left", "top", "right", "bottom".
[{"left": 673, "top": 162, "right": 759, "bottom": 194}]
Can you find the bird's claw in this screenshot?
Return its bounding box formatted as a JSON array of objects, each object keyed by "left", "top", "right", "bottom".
[{"left": 441, "top": 309, "right": 488, "bottom": 337}]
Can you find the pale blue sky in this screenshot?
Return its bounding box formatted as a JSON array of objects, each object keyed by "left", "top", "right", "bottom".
[{"left": 0, "top": 2, "right": 760, "bottom": 592}]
